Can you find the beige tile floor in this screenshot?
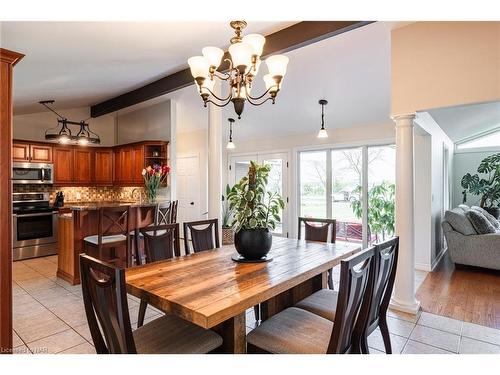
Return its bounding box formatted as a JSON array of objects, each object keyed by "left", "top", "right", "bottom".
[{"left": 11, "top": 256, "right": 500, "bottom": 354}]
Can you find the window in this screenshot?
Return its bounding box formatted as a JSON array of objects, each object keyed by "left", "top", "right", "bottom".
[
  {"left": 456, "top": 129, "right": 500, "bottom": 150},
  {"left": 298, "top": 144, "right": 395, "bottom": 246}
]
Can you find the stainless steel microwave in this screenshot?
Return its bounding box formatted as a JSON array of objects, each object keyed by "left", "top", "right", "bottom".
[{"left": 12, "top": 162, "right": 54, "bottom": 184}]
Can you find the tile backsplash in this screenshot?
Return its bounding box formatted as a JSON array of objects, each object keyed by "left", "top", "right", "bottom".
[{"left": 13, "top": 185, "right": 146, "bottom": 203}]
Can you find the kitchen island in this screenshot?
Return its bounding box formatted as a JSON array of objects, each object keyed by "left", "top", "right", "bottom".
[{"left": 57, "top": 200, "right": 168, "bottom": 285}]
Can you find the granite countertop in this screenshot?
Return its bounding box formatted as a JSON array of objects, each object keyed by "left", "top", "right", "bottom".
[{"left": 61, "top": 200, "right": 170, "bottom": 211}]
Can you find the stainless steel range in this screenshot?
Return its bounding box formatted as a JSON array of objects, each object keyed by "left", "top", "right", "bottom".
[{"left": 12, "top": 192, "right": 58, "bottom": 261}]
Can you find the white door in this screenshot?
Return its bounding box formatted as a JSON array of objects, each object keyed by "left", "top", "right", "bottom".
[
  {"left": 177, "top": 155, "right": 201, "bottom": 235},
  {"left": 228, "top": 152, "right": 289, "bottom": 237}
]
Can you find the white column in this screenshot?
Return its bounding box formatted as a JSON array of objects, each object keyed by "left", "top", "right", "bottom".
[
  {"left": 390, "top": 113, "right": 421, "bottom": 314},
  {"left": 207, "top": 81, "right": 223, "bottom": 223}
]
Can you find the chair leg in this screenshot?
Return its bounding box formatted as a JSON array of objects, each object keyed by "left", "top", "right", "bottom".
[
  {"left": 360, "top": 334, "right": 369, "bottom": 354},
  {"left": 328, "top": 268, "right": 334, "bottom": 290},
  {"left": 137, "top": 300, "right": 148, "bottom": 328},
  {"left": 379, "top": 316, "right": 392, "bottom": 354},
  {"left": 254, "top": 304, "right": 260, "bottom": 322}
]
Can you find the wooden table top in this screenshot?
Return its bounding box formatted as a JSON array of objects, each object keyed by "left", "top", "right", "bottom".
[{"left": 126, "top": 237, "right": 361, "bottom": 329}]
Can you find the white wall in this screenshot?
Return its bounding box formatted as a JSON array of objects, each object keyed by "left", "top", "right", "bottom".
[
  {"left": 13, "top": 107, "right": 116, "bottom": 146},
  {"left": 414, "top": 112, "right": 454, "bottom": 271},
  {"left": 116, "top": 100, "right": 171, "bottom": 144},
  {"left": 453, "top": 147, "right": 500, "bottom": 208}
]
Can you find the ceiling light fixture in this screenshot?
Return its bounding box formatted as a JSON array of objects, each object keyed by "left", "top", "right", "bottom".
[
  {"left": 188, "top": 20, "right": 289, "bottom": 119},
  {"left": 226, "top": 118, "right": 236, "bottom": 150},
  {"left": 40, "top": 100, "right": 100, "bottom": 145},
  {"left": 317, "top": 99, "right": 328, "bottom": 139}
]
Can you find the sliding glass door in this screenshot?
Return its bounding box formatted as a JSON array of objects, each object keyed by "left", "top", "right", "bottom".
[
  {"left": 299, "top": 144, "right": 395, "bottom": 247},
  {"left": 367, "top": 145, "right": 396, "bottom": 244},
  {"left": 331, "top": 148, "right": 363, "bottom": 244}
]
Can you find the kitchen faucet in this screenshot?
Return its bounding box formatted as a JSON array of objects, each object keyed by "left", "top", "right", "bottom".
[{"left": 131, "top": 188, "right": 142, "bottom": 203}]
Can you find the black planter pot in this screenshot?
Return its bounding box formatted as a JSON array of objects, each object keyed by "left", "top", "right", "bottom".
[
  {"left": 484, "top": 206, "right": 500, "bottom": 219},
  {"left": 234, "top": 228, "right": 272, "bottom": 261}
]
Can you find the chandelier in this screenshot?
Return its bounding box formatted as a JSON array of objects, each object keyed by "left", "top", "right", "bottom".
[
  {"left": 40, "top": 100, "right": 100, "bottom": 145},
  {"left": 187, "top": 20, "right": 289, "bottom": 119}
]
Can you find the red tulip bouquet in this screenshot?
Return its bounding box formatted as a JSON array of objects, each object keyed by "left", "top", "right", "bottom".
[{"left": 142, "top": 164, "right": 170, "bottom": 202}]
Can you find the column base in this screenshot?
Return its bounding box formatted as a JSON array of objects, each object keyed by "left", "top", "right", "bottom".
[{"left": 389, "top": 297, "right": 421, "bottom": 315}]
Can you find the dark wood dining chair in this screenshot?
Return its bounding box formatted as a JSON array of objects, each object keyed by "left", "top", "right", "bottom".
[
  {"left": 83, "top": 206, "right": 132, "bottom": 267},
  {"left": 247, "top": 247, "right": 375, "bottom": 354},
  {"left": 298, "top": 217, "right": 337, "bottom": 289},
  {"left": 79, "top": 254, "right": 222, "bottom": 354},
  {"left": 353, "top": 237, "right": 399, "bottom": 354},
  {"left": 294, "top": 237, "right": 399, "bottom": 354},
  {"left": 136, "top": 223, "right": 181, "bottom": 328},
  {"left": 183, "top": 218, "right": 220, "bottom": 254},
  {"left": 156, "top": 200, "right": 178, "bottom": 225}
]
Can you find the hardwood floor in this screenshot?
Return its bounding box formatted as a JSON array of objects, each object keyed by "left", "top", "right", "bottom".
[{"left": 417, "top": 252, "right": 500, "bottom": 329}]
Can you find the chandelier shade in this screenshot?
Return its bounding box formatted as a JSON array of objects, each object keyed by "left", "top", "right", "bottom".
[
  {"left": 242, "top": 34, "right": 266, "bottom": 56},
  {"left": 265, "top": 55, "right": 289, "bottom": 77},
  {"left": 202, "top": 46, "right": 224, "bottom": 69},
  {"left": 228, "top": 42, "right": 254, "bottom": 69},
  {"left": 188, "top": 20, "right": 289, "bottom": 119},
  {"left": 188, "top": 56, "right": 210, "bottom": 79}
]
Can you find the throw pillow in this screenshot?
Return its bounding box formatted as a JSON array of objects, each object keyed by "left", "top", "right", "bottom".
[
  {"left": 444, "top": 209, "right": 477, "bottom": 235},
  {"left": 471, "top": 206, "right": 500, "bottom": 232},
  {"left": 465, "top": 210, "right": 497, "bottom": 234}
]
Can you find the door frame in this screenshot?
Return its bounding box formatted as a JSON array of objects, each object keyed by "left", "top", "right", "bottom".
[
  {"left": 176, "top": 153, "right": 203, "bottom": 222},
  {"left": 228, "top": 150, "right": 291, "bottom": 237},
  {"left": 0, "top": 48, "right": 24, "bottom": 354}
]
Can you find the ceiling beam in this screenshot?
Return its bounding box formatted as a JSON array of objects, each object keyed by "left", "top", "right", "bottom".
[{"left": 90, "top": 21, "right": 373, "bottom": 118}]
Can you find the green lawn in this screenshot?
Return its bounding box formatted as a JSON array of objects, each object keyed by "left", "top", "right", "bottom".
[{"left": 300, "top": 196, "right": 359, "bottom": 221}]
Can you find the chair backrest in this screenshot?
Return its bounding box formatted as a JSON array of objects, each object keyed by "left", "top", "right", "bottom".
[
  {"left": 298, "top": 217, "right": 336, "bottom": 243},
  {"left": 79, "top": 254, "right": 136, "bottom": 354},
  {"left": 358, "top": 237, "right": 399, "bottom": 333},
  {"left": 97, "top": 206, "right": 130, "bottom": 247},
  {"left": 156, "top": 200, "right": 178, "bottom": 226},
  {"left": 183, "top": 219, "right": 220, "bottom": 254},
  {"left": 327, "top": 247, "right": 375, "bottom": 354},
  {"left": 140, "top": 223, "right": 181, "bottom": 262}
]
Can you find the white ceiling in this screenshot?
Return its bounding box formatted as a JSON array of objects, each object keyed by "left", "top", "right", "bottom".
[
  {"left": 166, "top": 21, "right": 404, "bottom": 139},
  {"left": 1, "top": 21, "right": 293, "bottom": 114},
  {"left": 428, "top": 101, "right": 500, "bottom": 142}
]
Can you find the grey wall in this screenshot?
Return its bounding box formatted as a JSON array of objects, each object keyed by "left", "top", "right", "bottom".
[
  {"left": 116, "top": 100, "right": 171, "bottom": 144},
  {"left": 453, "top": 148, "right": 500, "bottom": 207}
]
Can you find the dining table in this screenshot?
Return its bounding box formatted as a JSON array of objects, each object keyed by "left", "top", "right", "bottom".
[{"left": 125, "top": 236, "right": 362, "bottom": 353}]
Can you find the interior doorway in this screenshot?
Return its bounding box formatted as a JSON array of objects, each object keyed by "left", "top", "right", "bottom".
[{"left": 176, "top": 155, "right": 202, "bottom": 238}]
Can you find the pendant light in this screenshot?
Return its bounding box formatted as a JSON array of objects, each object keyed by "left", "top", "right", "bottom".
[
  {"left": 226, "top": 118, "right": 236, "bottom": 149},
  {"left": 317, "top": 99, "right": 328, "bottom": 138},
  {"left": 40, "top": 100, "right": 100, "bottom": 145}
]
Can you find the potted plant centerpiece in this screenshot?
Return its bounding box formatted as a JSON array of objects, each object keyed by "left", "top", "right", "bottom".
[
  {"left": 461, "top": 153, "right": 500, "bottom": 218},
  {"left": 228, "top": 161, "right": 285, "bottom": 262},
  {"left": 222, "top": 184, "right": 235, "bottom": 245}
]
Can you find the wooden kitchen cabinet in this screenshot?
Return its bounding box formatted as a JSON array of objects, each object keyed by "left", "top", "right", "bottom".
[
  {"left": 14, "top": 139, "right": 167, "bottom": 186},
  {"left": 12, "top": 142, "right": 30, "bottom": 161},
  {"left": 53, "top": 147, "right": 74, "bottom": 184},
  {"left": 73, "top": 149, "right": 93, "bottom": 183},
  {"left": 94, "top": 149, "right": 113, "bottom": 184},
  {"left": 131, "top": 144, "right": 145, "bottom": 183},
  {"left": 30, "top": 144, "right": 52, "bottom": 162},
  {"left": 13, "top": 142, "right": 52, "bottom": 162}
]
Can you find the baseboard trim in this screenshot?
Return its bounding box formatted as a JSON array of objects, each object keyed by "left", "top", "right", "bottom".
[
  {"left": 414, "top": 248, "right": 448, "bottom": 272},
  {"left": 431, "top": 247, "right": 448, "bottom": 271},
  {"left": 389, "top": 297, "right": 421, "bottom": 315}
]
